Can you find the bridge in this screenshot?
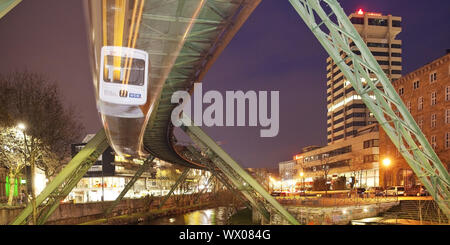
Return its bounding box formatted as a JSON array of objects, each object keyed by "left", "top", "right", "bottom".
[{"left": 1, "top": 0, "right": 448, "bottom": 225}]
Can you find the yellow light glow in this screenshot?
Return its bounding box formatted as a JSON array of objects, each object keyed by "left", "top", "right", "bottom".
[
  {"left": 382, "top": 158, "right": 391, "bottom": 167},
  {"left": 17, "top": 123, "right": 26, "bottom": 131},
  {"left": 300, "top": 172, "right": 304, "bottom": 177}
]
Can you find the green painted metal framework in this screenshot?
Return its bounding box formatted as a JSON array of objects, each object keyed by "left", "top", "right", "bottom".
[
  {"left": 158, "top": 168, "right": 190, "bottom": 209},
  {"left": 179, "top": 115, "right": 300, "bottom": 225},
  {"left": 104, "top": 156, "right": 155, "bottom": 216},
  {"left": 0, "top": 0, "right": 21, "bottom": 20},
  {"left": 289, "top": 0, "right": 449, "bottom": 218},
  {"left": 11, "top": 129, "right": 109, "bottom": 225},
  {"left": 8, "top": 0, "right": 449, "bottom": 225},
  {"left": 142, "top": 0, "right": 262, "bottom": 169}
]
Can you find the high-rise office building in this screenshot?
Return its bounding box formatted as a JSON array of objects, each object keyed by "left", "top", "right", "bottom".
[{"left": 326, "top": 9, "right": 402, "bottom": 144}]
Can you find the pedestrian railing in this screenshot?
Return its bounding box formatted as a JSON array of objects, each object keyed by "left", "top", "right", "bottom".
[{"left": 275, "top": 194, "right": 398, "bottom": 207}]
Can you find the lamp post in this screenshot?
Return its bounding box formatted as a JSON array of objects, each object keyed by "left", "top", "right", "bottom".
[
  {"left": 382, "top": 157, "right": 391, "bottom": 191},
  {"left": 17, "top": 123, "right": 37, "bottom": 225},
  {"left": 300, "top": 172, "right": 304, "bottom": 196}
]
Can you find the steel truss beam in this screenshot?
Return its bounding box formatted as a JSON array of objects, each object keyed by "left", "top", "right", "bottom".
[
  {"left": 0, "top": 0, "right": 21, "bottom": 19},
  {"left": 104, "top": 156, "right": 155, "bottom": 216},
  {"left": 11, "top": 129, "right": 109, "bottom": 225},
  {"left": 185, "top": 146, "right": 254, "bottom": 210},
  {"left": 158, "top": 168, "right": 190, "bottom": 209},
  {"left": 289, "top": 0, "right": 450, "bottom": 218},
  {"left": 185, "top": 143, "right": 269, "bottom": 218},
  {"left": 179, "top": 115, "right": 300, "bottom": 225}
]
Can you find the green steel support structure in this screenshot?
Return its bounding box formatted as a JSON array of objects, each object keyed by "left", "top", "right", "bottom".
[
  {"left": 158, "top": 168, "right": 190, "bottom": 209},
  {"left": 193, "top": 173, "right": 215, "bottom": 203},
  {"left": 180, "top": 116, "right": 300, "bottom": 225},
  {"left": 11, "top": 129, "right": 109, "bottom": 225},
  {"left": 289, "top": 0, "right": 450, "bottom": 218},
  {"left": 104, "top": 156, "right": 155, "bottom": 216},
  {"left": 0, "top": 0, "right": 21, "bottom": 19},
  {"left": 184, "top": 140, "right": 270, "bottom": 221}
]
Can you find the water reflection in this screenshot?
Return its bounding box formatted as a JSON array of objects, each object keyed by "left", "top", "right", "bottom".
[{"left": 142, "top": 207, "right": 234, "bottom": 225}]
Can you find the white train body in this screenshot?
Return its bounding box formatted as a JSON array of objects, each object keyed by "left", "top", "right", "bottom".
[{"left": 99, "top": 46, "right": 149, "bottom": 106}]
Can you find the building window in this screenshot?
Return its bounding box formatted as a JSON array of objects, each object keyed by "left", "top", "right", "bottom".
[
  {"left": 431, "top": 113, "right": 437, "bottom": 128},
  {"left": 413, "top": 80, "right": 420, "bottom": 90},
  {"left": 431, "top": 135, "right": 437, "bottom": 149},
  {"left": 407, "top": 101, "right": 411, "bottom": 112},
  {"left": 418, "top": 97, "right": 423, "bottom": 110},
  {"left": 430, "top": 72, "right": 437, "bottom": 83},
  {"left": 418, "top": 117, "right": 423, "bottom": 130},
  {"left": 363, "top": 139, "right": 379, "bottom": 149},
  {"left": 398, "top": 87, "right": 404, "bottom": 96},
  {"left": 431, "top": 91, "right": 437, "bottom": 105},
  {"left": 446, "top": 109, "right": 450, "bottom": 124},
  {"left": 363, "top": 154, "right": 379, "bottom": 163},
  {"left": 446, "top": 86, "right": 450, "bottom": 101},
  {"left": 446, "top": 132, "right": 450, "bottom": 149}
]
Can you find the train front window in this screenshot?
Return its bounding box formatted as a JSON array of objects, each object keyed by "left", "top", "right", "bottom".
[{"left": 103, "top": 55, "right": 145, "bottom": 86}]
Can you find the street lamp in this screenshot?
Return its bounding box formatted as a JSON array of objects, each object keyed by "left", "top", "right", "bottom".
[
  {"left": 17, "top": 122, "right": 37, "bottom": 224},
  {"left": 382, "top": 157, "right": 391, "bottom": 189},
  {"left": 300, "top": 172, "right": 304, "bottom": 196}
]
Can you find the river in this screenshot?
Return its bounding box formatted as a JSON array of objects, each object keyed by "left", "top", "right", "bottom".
[{"left": 140, "top": 207, "right": 236, "bottom": 225}]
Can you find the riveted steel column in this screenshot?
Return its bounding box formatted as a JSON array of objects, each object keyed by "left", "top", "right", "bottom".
[
  {"left": 11, "top": 129, "right": 109, "bottom": 225},
  {"left": 104, "top": 155, "right": 155, "bottom": 216},
  {"left": 289, "top": 0, "right": 449, "bottom": 218},
  {"left": 0, "top": 0, "right": 21, "bottom": 20},
  {"left": 158, "top": 168, "right": 190, "bottom": 209}
]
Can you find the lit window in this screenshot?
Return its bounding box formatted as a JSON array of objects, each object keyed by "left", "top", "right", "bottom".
[
  {"left": 413, "top": 80, "right": 420, "bottom": 90},
  {"left": 430, "top": 72, "right": 437, "bottom": 83},
  {"left": 431, "top": 113, "right": 437, "bottom": 128},
  {"left": 407, "top": 101, "right": 411, "bottom": 112},
  {"left": 431, "top": 91, "right": 437, "bottom": 105},
  {"left": 446, "top": 109, "right": 450, "bottom": 124},
  {"left": 446, "top": 132, "right": 450, "bottom": 149},
  {"left": 446, "top": 86, "right": 450, "bottom": 101},
  {"left": 418, "top": 97, "right": 423, "bottom": 110},
  {"left": 431, "top": 135, "right": 437, "bottom": 149}
]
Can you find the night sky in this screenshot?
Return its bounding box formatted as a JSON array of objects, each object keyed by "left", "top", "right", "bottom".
[{"left": 0, "top": 0, "right": 449, "bottom": 169}]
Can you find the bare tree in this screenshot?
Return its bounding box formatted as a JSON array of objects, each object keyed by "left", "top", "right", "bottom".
[{"left": 0, "top": 71, "right": 84, "bottom": 208}]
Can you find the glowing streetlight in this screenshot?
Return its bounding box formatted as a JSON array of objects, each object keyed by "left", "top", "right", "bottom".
[
  {"left": 17, "top": 123, "right": 26, "bottom": 131},
  {"left": 300, "top": 172, "right": 304, "bottom": 177},
  {"left": 382, "top": 157, "right": 392, "bottom": 189}
]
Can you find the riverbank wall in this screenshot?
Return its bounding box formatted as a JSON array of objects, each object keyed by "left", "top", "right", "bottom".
[
  {"left": 253, "top": 200, "right": 399, "bottom": 225},
  {"left": 0, "top": 192, "right": 218, "bottom": 225}
]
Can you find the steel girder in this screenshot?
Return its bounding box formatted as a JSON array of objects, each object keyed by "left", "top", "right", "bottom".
[
  {"left": 179, "top": 115, "right": 300, "bottom": 225},
  {"left": 158, "top": 168, "right": 190, "bottom": 209},
  {"left": 11, "top": 129, "right": 109, "bottom": 225},
  {"left": 0, "top": 0, "right": 21, "bottom": 19},
  {"left": 185, "top": 146, "right": 254, "bottom": 211},
  {"left": 104, "top": 155, "right": 155, "bottom": 216},
  {"left": 289, "top": 0, "right": 450, "bottom": 218}
]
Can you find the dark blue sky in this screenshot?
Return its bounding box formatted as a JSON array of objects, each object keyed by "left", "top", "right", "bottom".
[{"left": 0, "top": 0, "right": 449, "bottom": 168}]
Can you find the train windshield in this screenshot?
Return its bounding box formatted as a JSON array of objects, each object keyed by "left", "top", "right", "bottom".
[{"left": 103, "top": 55, "right": 145, "bottom": 86}]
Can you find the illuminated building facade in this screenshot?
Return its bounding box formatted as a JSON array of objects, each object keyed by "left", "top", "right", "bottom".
[
  {"left": 379, "top": 52, "right": 450, "bottom": 188},
  {"left": 294, "top": 125, "right": 380, "bottom": 189},
  {"left": 327, "top": 9, "right": 402, "bottom": 144}
]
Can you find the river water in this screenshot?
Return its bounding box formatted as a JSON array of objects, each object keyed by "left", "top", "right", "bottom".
[{"left": 141, "top": 207, "right": 236, "bottom": 225}]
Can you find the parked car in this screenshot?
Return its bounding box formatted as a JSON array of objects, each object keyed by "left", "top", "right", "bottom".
[
  {"left": 348, "top": 188, "right": 366, "bottom": 197},
  {"left": 270, "top": 191, "right": 281, "bottom": 197},
  {"left": 404, "top": 185, "right": 421, "bottom": 196},
  {"left": 366, "top": 187, "right": 384, "bottom": 196},
  {"left": 418, "top": 186, "right": 430, "bottom": 196},
  {"left": 384, "top": 186, "right": 405, "bottom": 196}
]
